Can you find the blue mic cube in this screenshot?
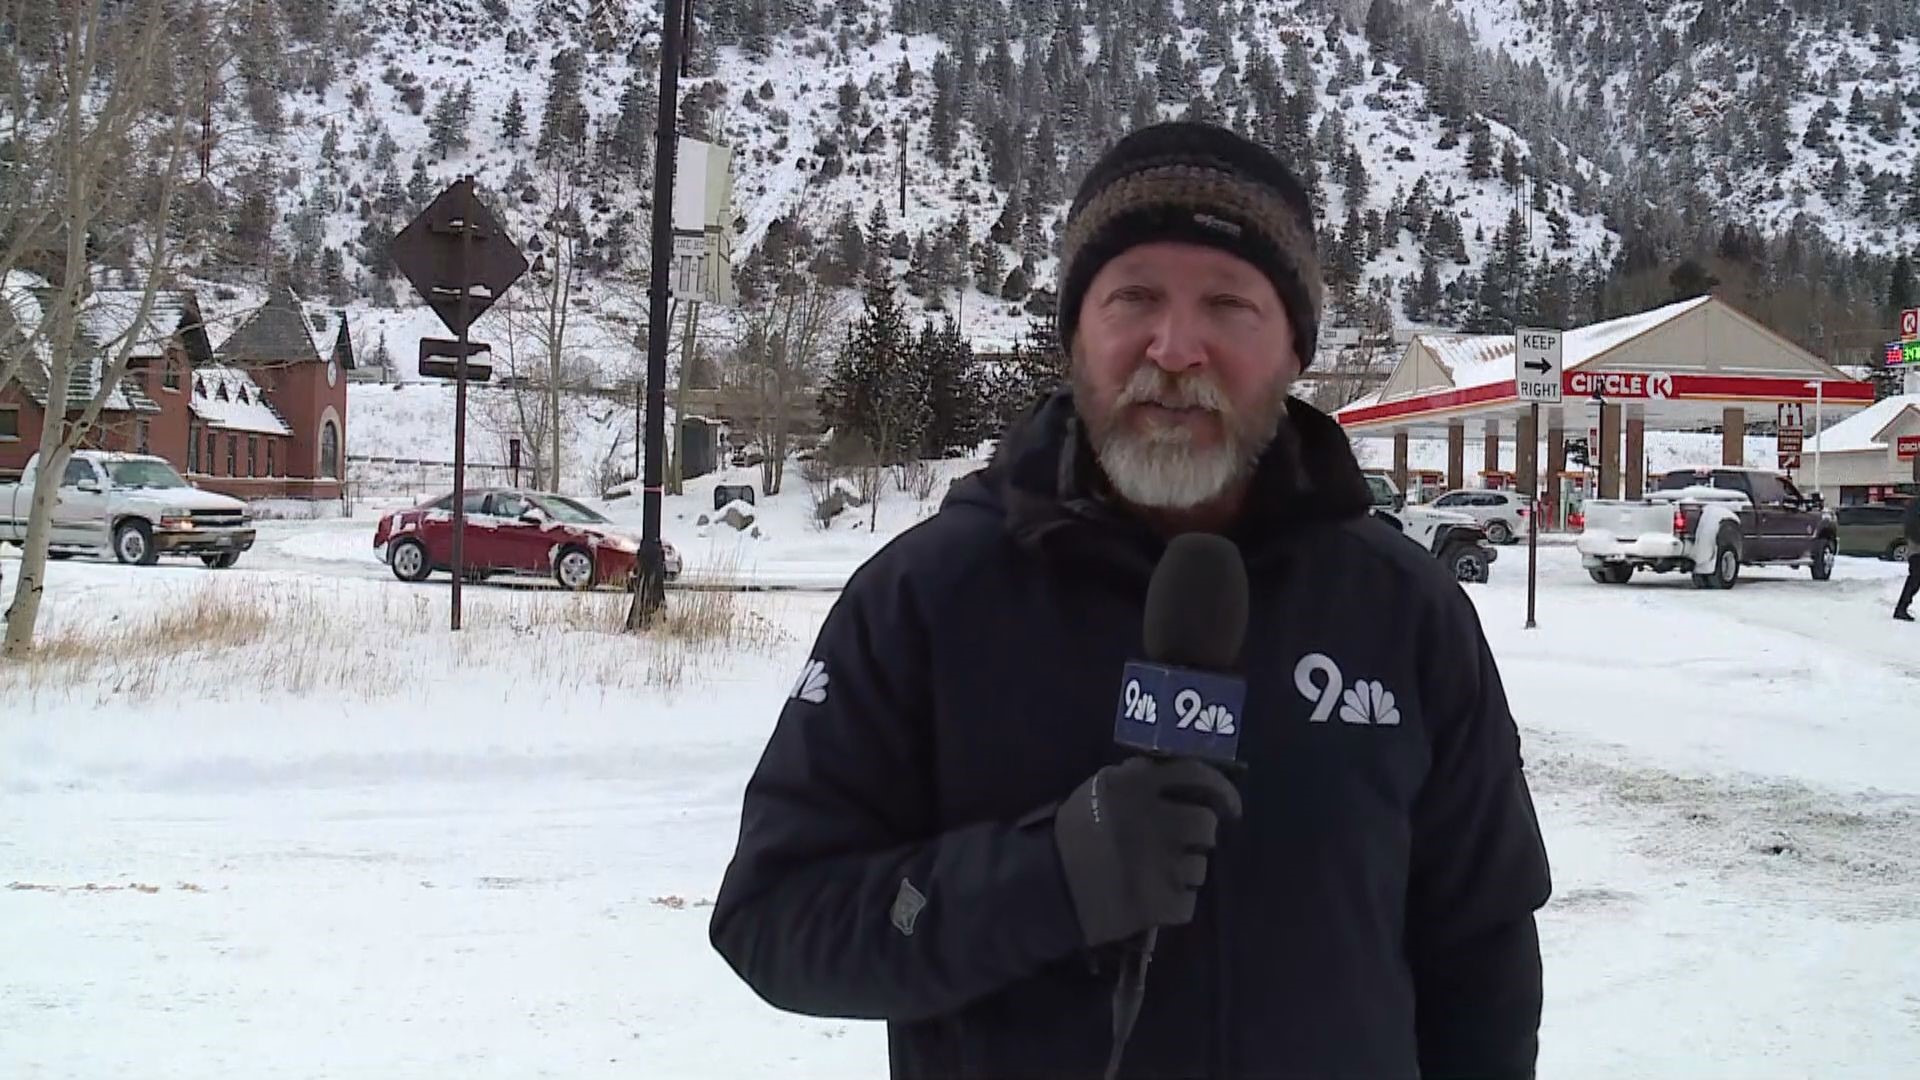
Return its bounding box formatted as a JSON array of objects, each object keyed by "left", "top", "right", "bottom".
[{"left": 1113, "top": 660, "right": 1247, "bottom": 765}]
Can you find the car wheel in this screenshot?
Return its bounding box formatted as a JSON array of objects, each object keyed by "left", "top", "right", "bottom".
[
  {"left": 1809, "top": 538, "right": 1835, "bottom": 581},
  {"left": 201, "top": 552, "right": 240, "bottom": 570},
  {"left": 1589, "top": 564, "right": 1634, "bottom": 585},
  {"left": 1693, "top": 544, "right": 1739, "bottom": 590},
  {"left": 389, "top": 538, "right": 432, "bottom": 583},
  {"left": 113, "top": 520, "right": 158, "bottom": 566},
  {"left": 555, "top": 546, "right": 596, "bottom": 591},
  {"left": 1447, "top": 544, "right": 1490, "bottom": 584},
  {"left": 1486, "top": 520, "right": 1513, "bottom": 545},
  {"left": 1893, "top": 540, "right": 1911, "bottom": 562}
]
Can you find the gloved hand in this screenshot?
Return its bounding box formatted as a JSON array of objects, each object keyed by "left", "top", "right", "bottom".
[{"left": 1053, "top": 756, "right": 1244, "bottom": 948}]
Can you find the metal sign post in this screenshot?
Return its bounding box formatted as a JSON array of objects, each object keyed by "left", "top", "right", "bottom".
[
  {"left": 626, "top": 0, "right": 690, "bottom": 633},
  {"left": 392, "top": 177, "right": 528, "bottom": 631},
  {"left": 1514, "top": 327, "right": 1564, "bottom": 631}
]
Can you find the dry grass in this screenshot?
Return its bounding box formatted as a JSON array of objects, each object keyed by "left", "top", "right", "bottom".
[{"left": 0, "top": 553, "right": 788, "bottom": 704}]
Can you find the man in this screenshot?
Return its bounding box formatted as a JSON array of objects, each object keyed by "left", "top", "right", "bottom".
[
  {"left": 1896, "top": 495, "right": 1920, "bottom": 622},
  {"left": 710, "top": 122, "right": 1551, "bottom": 1079}
]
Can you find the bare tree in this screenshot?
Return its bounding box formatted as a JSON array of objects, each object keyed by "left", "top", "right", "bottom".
[
  {"left": 537, "top": 162, "right": 583, "bottom": 493},
  {"left": 476, "top": 297, "right": 558, "bottom": 489},
  {"left": 725, "top": 278, "right": 845, "bottom": 495},
  {"left": 4, "top": 0, "right": 194, "bottom": 658}
]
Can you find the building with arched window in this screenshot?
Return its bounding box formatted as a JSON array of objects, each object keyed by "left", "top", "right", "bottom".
[{"left": 207, "top": 282, "right": 354, "bottom": 501}]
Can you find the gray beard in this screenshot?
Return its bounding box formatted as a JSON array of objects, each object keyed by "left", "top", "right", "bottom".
[
  {"left": 1075, "top": 367, "right": 1287, "bottom": 511},
  {"left": 1094, "top": 425, "right": 1252, "bottom": 510}
]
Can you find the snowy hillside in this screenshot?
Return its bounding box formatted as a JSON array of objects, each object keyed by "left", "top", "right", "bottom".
[
  {"left": 198, "top": 0, "right": 1645, "bottom": 347},
  {"left": 1443, "top": 0, "right": 1920, "bottom": 253}
]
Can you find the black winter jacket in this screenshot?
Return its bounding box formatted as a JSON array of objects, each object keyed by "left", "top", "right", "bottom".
[
  {"left": 1904, "top": 495, "right": 1920, "bottom": 546},
  {"left": 710, "top": 391, "right": 1552, "bottom": 1079}
]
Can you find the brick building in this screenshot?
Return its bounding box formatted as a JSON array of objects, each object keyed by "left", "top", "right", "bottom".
[
  {"left": 202, "top": 283, "right": 355, "bottom": 500},
  {"left": 2, "top": 277, "right": 353, "bottom": 501},
  {"left": 1, "top": 282, "right": 215, "bottom": 479}
]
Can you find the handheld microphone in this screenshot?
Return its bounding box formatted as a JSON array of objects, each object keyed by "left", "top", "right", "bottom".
[
  {"left": 1103, "top": 532, "right": 1250, "bottom": 1080},
  {"left": 1114, "top": 531, "right": 1251, "bottom": 762}
]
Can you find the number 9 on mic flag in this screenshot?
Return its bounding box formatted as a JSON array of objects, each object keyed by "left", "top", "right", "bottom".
[{"left": 1113, "top": 660, "right": 1247, "bottom": 764}]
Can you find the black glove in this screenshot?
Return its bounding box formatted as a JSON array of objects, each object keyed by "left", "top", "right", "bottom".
[{"left": 1053, "top": 756, "right": 1244, "bottom": 948}]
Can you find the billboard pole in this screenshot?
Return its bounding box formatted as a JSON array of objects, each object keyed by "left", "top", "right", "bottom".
[{"left": 628, "top": 0, "right": 687, "bottom": 632}]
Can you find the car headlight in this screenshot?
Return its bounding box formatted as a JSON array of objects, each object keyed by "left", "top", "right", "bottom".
[{"left": 159, "top": 508, "right": 194, "bottom": 528}]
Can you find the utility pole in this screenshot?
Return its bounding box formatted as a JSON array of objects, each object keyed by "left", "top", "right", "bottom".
[
  {"left": 628, "top": 0, "right": 689, "bottom": 632},
  {"left": 898, "top": 119, "right": 907, "bottom": 217}
]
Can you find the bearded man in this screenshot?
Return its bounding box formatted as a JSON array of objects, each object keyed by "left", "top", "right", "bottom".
[{"left": 710, "top": 122, "right": 1552, "bottom": 1080}]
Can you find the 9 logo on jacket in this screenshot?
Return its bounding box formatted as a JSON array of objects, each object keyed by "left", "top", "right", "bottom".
[{"left": 1295, "top": 653, "right": 1401, "bottom": 726}]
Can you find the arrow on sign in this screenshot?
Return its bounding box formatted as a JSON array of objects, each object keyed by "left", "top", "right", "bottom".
[{"left": 1522, "top": 358, "right": 1553, "bottom": 375}]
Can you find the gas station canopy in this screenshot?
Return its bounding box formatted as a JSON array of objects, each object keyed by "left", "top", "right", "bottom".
[{"left": 1334, "top": 295, "right": 1875, "bottom": 438}]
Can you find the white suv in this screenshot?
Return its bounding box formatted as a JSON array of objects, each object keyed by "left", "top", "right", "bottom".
[{"left": 1428, "top": 489, "right": 1532, "bottom": 545}]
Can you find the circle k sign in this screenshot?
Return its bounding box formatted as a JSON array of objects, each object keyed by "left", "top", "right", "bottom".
[{"left": 1565, "top": 370, "right": 1674, "bottom": 399}]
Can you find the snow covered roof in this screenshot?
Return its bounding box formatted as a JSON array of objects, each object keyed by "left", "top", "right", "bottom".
[
  {"left": 77, "top": 288, "right": 211, "bottom": 364},
  {"left": 191, "top": 367, "right": 292, "bottom": 436},
  {"left": 1, "top": 277, "right": 201, "bottom": 416},
  {"left": 1412, "top": 296, "right": 1717, "bottom": 394},
  {"left": 1, "top": 271, "right": 50, "bottom": 363},
  {"left": 1804, "top": 394, "right": 1920, "bottom": 454}
]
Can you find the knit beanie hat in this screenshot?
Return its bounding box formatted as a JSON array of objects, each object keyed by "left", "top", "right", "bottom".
[{"left": 1055, "top": 121, "right": 1323, "bottom": 370}]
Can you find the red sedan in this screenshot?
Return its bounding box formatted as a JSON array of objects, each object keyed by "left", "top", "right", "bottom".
[{"left": 373, "top": 488, "right": 681, "bottom": 591}]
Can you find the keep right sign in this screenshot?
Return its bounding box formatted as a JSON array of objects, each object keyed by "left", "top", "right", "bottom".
[{"left": 1514, "top": 327, "right": 1564, "bottom": 404}]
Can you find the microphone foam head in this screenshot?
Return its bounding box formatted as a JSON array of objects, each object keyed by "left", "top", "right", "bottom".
[{"left": 1142, "top": 532, "right": 1249, "bottom": 670}]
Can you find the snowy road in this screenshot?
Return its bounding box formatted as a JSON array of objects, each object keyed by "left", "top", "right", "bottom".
[{"left": 3, "top": 532, "right": 1918, "bottom": 1078}]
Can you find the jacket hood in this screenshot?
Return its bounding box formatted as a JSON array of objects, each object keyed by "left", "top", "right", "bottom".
[{"left": 943, "top": 387, "right": 1373, "bottom": 569}]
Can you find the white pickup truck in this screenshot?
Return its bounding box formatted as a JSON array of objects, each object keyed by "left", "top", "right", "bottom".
[
  {"left": 1575, "top": 466, "right": 1837, "bottom": 589},
  {"left": 0, "top": 451, "right": 255, "bottom": 567}
]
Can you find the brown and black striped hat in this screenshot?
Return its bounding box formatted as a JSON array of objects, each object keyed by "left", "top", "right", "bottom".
[{"left": 1056, "top": 121, "right": 1323, "bottom": 370}]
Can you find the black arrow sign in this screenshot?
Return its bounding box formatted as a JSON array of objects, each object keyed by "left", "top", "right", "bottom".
[{"left": 1523, "top": 358, "right": 1553, "bottom": 375}]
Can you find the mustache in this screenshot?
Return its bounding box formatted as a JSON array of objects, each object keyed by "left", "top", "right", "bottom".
[{"left": 1114, "top": 368, "right": 1229, "bottom": 412}]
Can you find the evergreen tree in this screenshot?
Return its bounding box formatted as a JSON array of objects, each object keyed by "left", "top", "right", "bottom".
[
  {"left": 1002, "top": 262, "right": 1032, "bottom": 300},
  {"left": 988, "top": 319, "right": 1067, "bottom": 431},
  {"left": 930, "top": 53, "right": 959, "bottom": 167},
  {"left": 320, "top": 246, "right": 348, "bottom": 305},
  {"left": 742, "top": 0, "right": 773, "bottom": 58},
  {"left": 1847, "top": 86, "right": 1871, "bottom": 125},
  {"left": 1825, "top": 154, "right": 1850, "bottom": 206},
  {"left": 829, "top": 211, "right": 867, "bottom": 289},
  {"left": 975, "top": 241, "right": 1006, "bottom": 296},
  {"left": 864, "top": 203, "right": 893, "bottom": 282},
  {"left": 1156, "top": 40, "right": 1191, "bottom": 104},
  {"left": 1466, "top": 124, "right": 1495, "bottom": 180},
  {"left": 609, "top": 70, "right": 655, "bottom": 178},
  {"left": 501, "top": 88, "right": 527, "bottom": 145},
  {"left": 919, "top": 317, "right": 988, "bottom": 457},
  {"left": 1407, "top": 248, "right": 1443, "bottom": 322},
  {"left": 1500, "top": 142, "right": 1523, "bottom": 189},
  {"left": 906, "top": 232, "right": 933, "bottom": 297},
  {"left": 1343, "top": 151, "right": 1369, "bottom": 210},
  {"left": 406, "top": 155, "right": 434, "bottom": 211},
  {"left": 1547, "top": 208, "right": 1572, "bottom": 250},
  {"left": 537, "top": 49, "right": 588, "bottom": 162},
  {"left": 821, "top": 267, "right": 928, "bottom": 466},
  {"left": 428, "top": 85, "right": 470, "bottom": 159}
]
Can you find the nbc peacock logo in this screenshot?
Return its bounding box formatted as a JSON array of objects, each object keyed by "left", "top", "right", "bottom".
[
  {"left": 789, "top": 658, "right": 829, "bottom": 705},
  {"left": 1339, "top": 680, "right": 1401, "bottom": 727}
]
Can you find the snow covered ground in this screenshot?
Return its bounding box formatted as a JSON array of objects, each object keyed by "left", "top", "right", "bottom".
[{"left": 4, "top": 477, "right": 1918, "bottom": 1078}]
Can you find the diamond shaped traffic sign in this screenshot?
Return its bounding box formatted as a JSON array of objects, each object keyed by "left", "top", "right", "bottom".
[{"left": 391, "top": 178, "right": 529, "bottom": 338}]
